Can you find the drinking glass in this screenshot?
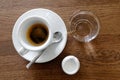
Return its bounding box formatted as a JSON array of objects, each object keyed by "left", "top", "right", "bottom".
[{"left": 69, "top": 10, "right": 100, "bottom": 42}]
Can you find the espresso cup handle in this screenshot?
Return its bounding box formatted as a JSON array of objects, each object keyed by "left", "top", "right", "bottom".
[{"left": 18, "top": 47, "right": 29, "bottom": 55}]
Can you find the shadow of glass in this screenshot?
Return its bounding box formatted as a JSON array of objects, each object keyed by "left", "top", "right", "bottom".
[{"left": 83, "top": 42, "right": 97, "bottom": 58}]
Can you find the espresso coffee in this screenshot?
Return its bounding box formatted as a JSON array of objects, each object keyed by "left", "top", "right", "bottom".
[{"left": 26, "top": 23, "right": 49, "bottom": 46}]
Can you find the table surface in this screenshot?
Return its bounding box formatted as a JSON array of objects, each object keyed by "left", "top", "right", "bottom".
[{"left": 0, "top": 0, "right": 120, "bottom": 80}]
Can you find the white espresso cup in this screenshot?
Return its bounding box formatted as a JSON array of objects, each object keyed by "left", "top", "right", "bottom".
[{"left": 17, "top": 16, "right": 58, "bottom": 55}]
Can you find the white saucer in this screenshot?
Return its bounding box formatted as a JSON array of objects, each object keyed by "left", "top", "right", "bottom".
[{"left": 12, "top": 8, "right": 67, "bottom": 63}]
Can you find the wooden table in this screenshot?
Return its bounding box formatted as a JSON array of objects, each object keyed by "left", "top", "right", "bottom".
[{"left": 0, "top": 0, "right": 120, "bottom": 80}]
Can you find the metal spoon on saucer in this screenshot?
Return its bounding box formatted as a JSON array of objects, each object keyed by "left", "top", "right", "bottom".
[{"left": 26, "top": 32, "right": 62, "bottom": 69}]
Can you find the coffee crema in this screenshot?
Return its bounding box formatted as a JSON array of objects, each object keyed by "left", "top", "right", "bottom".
[{"left": 26, "top": 23, "right": 49, "bottom": 46}]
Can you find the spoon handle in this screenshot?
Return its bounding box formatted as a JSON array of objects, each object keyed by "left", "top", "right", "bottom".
[{"left": 26, "top": 51, "right": 43, "bottom": 69}]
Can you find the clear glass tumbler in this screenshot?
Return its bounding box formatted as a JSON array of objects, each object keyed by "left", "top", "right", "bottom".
[{"left": 69, "top": 10, "right": 100, "bottom": 42}]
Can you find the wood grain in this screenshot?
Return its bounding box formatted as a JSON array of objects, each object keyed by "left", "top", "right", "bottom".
[{"left": 0, "top": 0, "right": 120, "bottom": 80}]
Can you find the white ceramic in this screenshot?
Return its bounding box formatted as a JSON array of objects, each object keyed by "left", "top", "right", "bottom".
[
  {"left": 17, "top": 16, "right": 55, "bottom": 54},
  {"left": 12, "top": 8, "right": 67, "bottom": 63},
  {"left": 62, "top": 55, "right": 80, "bottom": 75}
]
